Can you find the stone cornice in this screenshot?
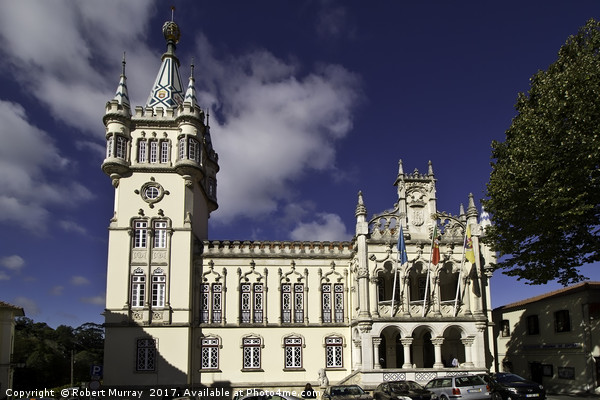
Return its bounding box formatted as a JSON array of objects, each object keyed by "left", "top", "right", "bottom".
[{"left": 203, "top": 240, "right": 354, "bottom": 259}]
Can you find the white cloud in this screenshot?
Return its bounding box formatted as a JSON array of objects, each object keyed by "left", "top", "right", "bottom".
[
  {"left": 193, "top": 35, "right": 362, "bottom": 224},
  {"left": 0, "top": 101, "right": 93, "bottom": 232},
  {"left": 13, "top": 296, "right": 40, "bottom": 316},
  {"left": 290, "top": 213, "right": 352, "bottom": 241},
  {"left": 60, "top": 220, "right": 88, "bottom": 235},
  {"left": 0, "top": 255, "right": 25, "bottom": 271},
  {"left": 81, "top": 295, "right": 105, "bottom": 305},
  {"left": 50, "top": 286, "right": 65, "bottom": 296},
  {"left": 70, "top": 276, "right": 91, "bottom": 286},
  {"left": 0, "top": 271, "right": 10, "bottom": 281}
]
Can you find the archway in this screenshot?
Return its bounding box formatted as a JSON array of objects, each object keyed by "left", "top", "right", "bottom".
[
  {"left": 379, "top": 326, "right": 404, "bottom": 368},
  {"left": 441, "top": 325, "right": 465, "bottom": 367},
  {"left": 411, "top": 326, "right": 434, "bottom": 368}
]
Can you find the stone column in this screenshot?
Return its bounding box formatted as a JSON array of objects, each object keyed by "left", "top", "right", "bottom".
[
  {"left": 433, "top": 274, "right": 442, "bottom": 316},
  {"left": 370, "top": 276, "right": 380, "bottom": 317},
  {"left": 401, "top": 338, "right": 413, "bottom": 368},
  {"left": 432, "top": 337, "right": 444, "bottom": 369},
  {"left": 353, "top": 339, "right": 362, "bottom": 369},
  {"left": 461, "top": 336, "right": 475, "bottom": 367},
  {"left": 373, "top": 337, "right": 382, "bottom": 369},
  {"left": 462, "top": 276, "right": 472, "bottom": 316},
  {"left": 401, "top": 273, "right": 410, "bottom": 316}
]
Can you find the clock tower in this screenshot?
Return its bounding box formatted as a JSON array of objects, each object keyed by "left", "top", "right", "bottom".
[{"left": 101, "top": 18, "right": 218, "bottom": 387}]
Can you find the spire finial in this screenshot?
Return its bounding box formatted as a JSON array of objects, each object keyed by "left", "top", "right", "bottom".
[
  {"left": 171, "top": 6, "right": 175, "bottom": 22},
  {"left": 398, "top": 159, "right": 404, "bottom": 175},
  {"left": 428, "top": 160, "right": 434, "bottom": 176},
  {"left": 121, "top": 52, "right": 126, "bottom": 76},
  {"left": 190, "top": 58, "right": 195, "bottom": 79}
]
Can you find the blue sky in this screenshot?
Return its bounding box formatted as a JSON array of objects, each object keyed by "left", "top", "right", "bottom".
[{"left": 0, "top": 1, "right": 599, "bottom": 328}]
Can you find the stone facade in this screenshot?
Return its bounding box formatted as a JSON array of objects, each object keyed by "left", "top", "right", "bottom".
[{"left": 102, "top": 19, "right": 496, "bottom": 393}]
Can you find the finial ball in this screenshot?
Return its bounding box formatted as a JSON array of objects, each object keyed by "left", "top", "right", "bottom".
[{"left": 162, "top": 20, "right": 181, "bottom": 44}]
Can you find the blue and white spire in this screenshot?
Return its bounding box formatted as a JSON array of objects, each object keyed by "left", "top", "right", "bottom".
[
  {"left": 113, "top": 53, "right": 130, "bottom": 109},
  {"left": 146, "top": 19, "right": 184, "bottom": 110}
]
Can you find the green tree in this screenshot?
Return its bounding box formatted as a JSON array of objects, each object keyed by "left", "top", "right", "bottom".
[{"left": 484, "top": 19, "right": 600, "bottom": 285}]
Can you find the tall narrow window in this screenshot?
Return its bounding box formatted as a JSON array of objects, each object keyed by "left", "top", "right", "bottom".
[
  {"left": 131, "top": 274, "right": 146, "bottom": 308},
  {"left": 325, "top": 336, "right": 343, "bottom": 368},
  {"left": 136, "top": 338, "right": 156, "bottom": 371},
  {"left": 284, "top": 337, "right": 303, "bottom": 369},
  {"left": 178, "top": 138, "right": 186, "bottom": 160},
  {"left": 254, "top": 283, "right": 264, "bottom": 323},
  {"left": 294, "top": 283, "right": 304, "bottom": 323},
  {"left": 115, "top": 136, "right": 127, "bottom": 159},
  {"left": 138, "top": 139, "right": 147, "bottom": 163},
  {"left": 241, "top": 283, "right": 251, "bottom": 323},
  {"left": 188, "top": 138, "right": 199, "bottom": 162},
  {"left": 334, "top": 283, "right": 344, "bottom": 323},
  {"left": 501, "top": 320, "right": 511, "bottom": 337},
  {"left": 134, "top": 221, "right": 148, "bottom": 248},
  {"left": 153, "top": 221, "right": 167, "bottom": 248},
  {"left": 106, "top": 136, "right": 114, "bottom": 158},
  {"left": 243, "top": 337, "right": 261, "bottom": 369},
  {"left": 200, "top": 283, "right": 210, "bottom": 323},
  {"left": 150, "top": 140, "right": 158, "bottom": 163},
  {"left": 160, "top": 140, "right": 169, "bottom": 163},
  {"left": 527, "top": 315, "right": 540, "bottom": 335},
  {"left": 282, "top": 283, "right": 291, "bottom": 323},
  {"left": 200, "top": 338, "right": 219, "bottom": 369},
  {"left": 322, "top": 284, "right": 332, "bottom": 323},
  {"left": 152, "top": 274, "right": 166, "bottom": 308},
  {"left": 212, "top": 283, "right": 222, "bottom": 323}
]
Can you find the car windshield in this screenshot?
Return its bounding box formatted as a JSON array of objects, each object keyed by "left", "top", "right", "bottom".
[
  {"left": 390, "top": 382, "right": 424, "bottom": 392},
  {"left": 496, "top": 374, "right": 526, "bottom": 383},
  {"left": 455, "top": 376, "right": 485, "bottom": 387},
  {"left": 332, "top": 386, "right": 365, "bottom": 396}
]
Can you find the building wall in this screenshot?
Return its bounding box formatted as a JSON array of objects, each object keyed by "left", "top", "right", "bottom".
[
  {"left": 493, "top": 283, "right": 600, "bottom": 394},
  {"left": 0, "top": 304, "right": 23, "bottom": 396}
]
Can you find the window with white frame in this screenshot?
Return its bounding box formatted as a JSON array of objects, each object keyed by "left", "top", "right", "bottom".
[
  {"left": 200, "top": 337, "right": 219, "bottom": 369},
  {"left": 153, "top": 221, "right": 168, "bottom": 248},
  {"left": 188, "top": 138, "right": 200, "bottom": 162},
  {"left": 115, "top": 136, "right": 127, "bottom": 159},
  {"left": 325, "top": 336, "right": 343, "bottom": 368},
  {"left": 138, "top": 139, "right": 147, "bottom": 162},
  {"left": 131, "top": 273, "right": 146, "bottom": 308},
  {"left": 242, "top": 337, "right": 261, "bottom": 369},
  {"left": 284, "top": 337, "right": 303, "bottom": 369},
  {"left": 152, "top": 274, "right": 166, "bottom": 308},
  {"left": 241, "top": 283, "right": 251, "bottom": 323},
  {"left": 200, "top": 283, "right": 210, "bottom": 323},
  {"left": 254, "top": 283, "right": 263, "bottom": 323},
  {"left": 322, "top": 283, "right": 344, "bottom": 323},
  {"left": 294, "top": 283, "right": 304, "bottom": 323},
  {"left": 134, "top": 221, "right": 148, "bottom": 248},
  {"left": 106, "top": 136, "right": 114, "bottom": 158},
  {"left": 178, "top": 138, "right": 186, "bottom": 160},
  {"left": 282, "top": 283, "right": 291, "bottom": 323},
  {"left": 136, "top": 338, "right": 156, "bottom": 371},
  {"left": 150, "top": 140, "right": 158, "bottom": 163},
  {"left": 212, "top": 283, "right": 222, "bottom": 323},
  {"left": 160, "top": 140, "right": 169, "bottom": 163}
]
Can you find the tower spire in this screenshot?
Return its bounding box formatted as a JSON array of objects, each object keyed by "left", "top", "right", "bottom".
[
  {"left": 112, "top": 52, "right": 130, "bottom": 109},
  {"left": 146, "top": 14, "right": 184, "bottom": 110}
]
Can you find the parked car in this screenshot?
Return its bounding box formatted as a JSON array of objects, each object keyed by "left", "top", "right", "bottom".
[
  {"left": 487, "top": 373, "right": 546, "bottom": 400},
  {"left": 424, "top": 375, "right": 490, "bottom": 400},
  {"left": 323, "top": 385, "right": 372, "bottom": 400},
  {"left": 374, "top": 380, "right": 437, "bottom": 400}
]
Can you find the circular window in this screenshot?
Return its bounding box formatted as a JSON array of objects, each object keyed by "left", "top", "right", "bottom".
[{"left": 145, "top": 186, "right": 160, "bottom": 200}]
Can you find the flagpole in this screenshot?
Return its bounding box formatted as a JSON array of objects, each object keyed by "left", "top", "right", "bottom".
[
  {"left": 391, "top": 252, "right": 399, "bottom": 316},
  {"left": 453, "top": 224, "right": 468, "bottom": 317},
  {"left": 422, "top": 224, "right": 436, "bottom": 317}
]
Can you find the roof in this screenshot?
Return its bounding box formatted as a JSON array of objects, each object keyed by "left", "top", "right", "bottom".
[
  {"left": 494, "top": 281, "right": 600, "bottom": 311},
  {"left": 0, "top": 300, "right": 25, "bottom": 316}
]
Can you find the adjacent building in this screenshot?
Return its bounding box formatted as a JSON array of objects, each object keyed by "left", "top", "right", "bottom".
[
  {"left": 0, "top": 301, "right": 24, "bottom": 396},
  {"left": 102, "top": 19, "right": 496, "bottom": 392},
  {"left": 493, "top": 281, "right": 600, "bottom": 394}
]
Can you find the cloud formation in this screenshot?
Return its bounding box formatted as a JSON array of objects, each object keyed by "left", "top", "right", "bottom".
[{"left": 290, "top": 213, "right": 351, "bottom": 241}]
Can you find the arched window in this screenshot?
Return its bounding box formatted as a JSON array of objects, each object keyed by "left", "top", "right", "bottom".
[
  {"left": 131, "top": 271, "right": 145, "bottom": 308},
  {"left": 242, "top": 336, "right": 262, "bottom": 370},
  {"left": 200, "top": 337, "right": 219, "bottom": 370},
  {"left": 284, "top": 336, "right": 303, "bottom": 369},
  {"left": 133, "top": 220, "right": 148, "bottom": 248},
  {"left": 325, "top": 336, "right": 343, "bottom": 368},
  {"left": 151, "top": 272, "right": 166, "bottom": 308}
]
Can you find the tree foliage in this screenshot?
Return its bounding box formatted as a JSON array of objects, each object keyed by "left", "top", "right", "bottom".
[
  {"left": 12, "top": 317, "right": 104, "bottom": 390},
  {"left": 484, "top": 19, "right": 600, "bottom": 285}
]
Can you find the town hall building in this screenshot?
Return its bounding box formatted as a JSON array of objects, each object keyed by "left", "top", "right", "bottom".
[{"left": 101, "top": 18, "right": 496, "bottom": 393}]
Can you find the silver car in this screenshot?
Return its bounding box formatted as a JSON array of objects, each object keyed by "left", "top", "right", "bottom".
[{"left": 425, "top": 375, "right": 490, "bottom": 400}]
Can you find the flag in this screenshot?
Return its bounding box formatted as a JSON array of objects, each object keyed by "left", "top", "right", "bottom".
[
  {"left": 431, "top": 224, "right": 440, "bottom": 265},
  {"left": 398, "top": 225, "right": 408, "bottom": 265},
  {"left": 465, "top": 224, "right": 475, "bottom": 264}
]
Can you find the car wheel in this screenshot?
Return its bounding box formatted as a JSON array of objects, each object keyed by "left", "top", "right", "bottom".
[{"left": 440, "top": 396, "right": 449, "bottom": 400}]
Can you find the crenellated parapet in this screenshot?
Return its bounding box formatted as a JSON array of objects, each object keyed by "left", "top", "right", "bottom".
[{"left": 203, "top": 240, "right": 354, "bottom": 258}]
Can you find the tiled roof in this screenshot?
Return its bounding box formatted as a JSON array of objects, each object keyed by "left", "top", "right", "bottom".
[
  {"left": 495, "top": 281, "right": 600, "bottom": 311},
  {"left": 0, "top": 301, "right": 25, "bottom": 315}
]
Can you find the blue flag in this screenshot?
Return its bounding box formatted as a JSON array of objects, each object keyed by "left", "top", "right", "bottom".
[{"left": 398, "top": 225, "right": 408, "bottom": 265}]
